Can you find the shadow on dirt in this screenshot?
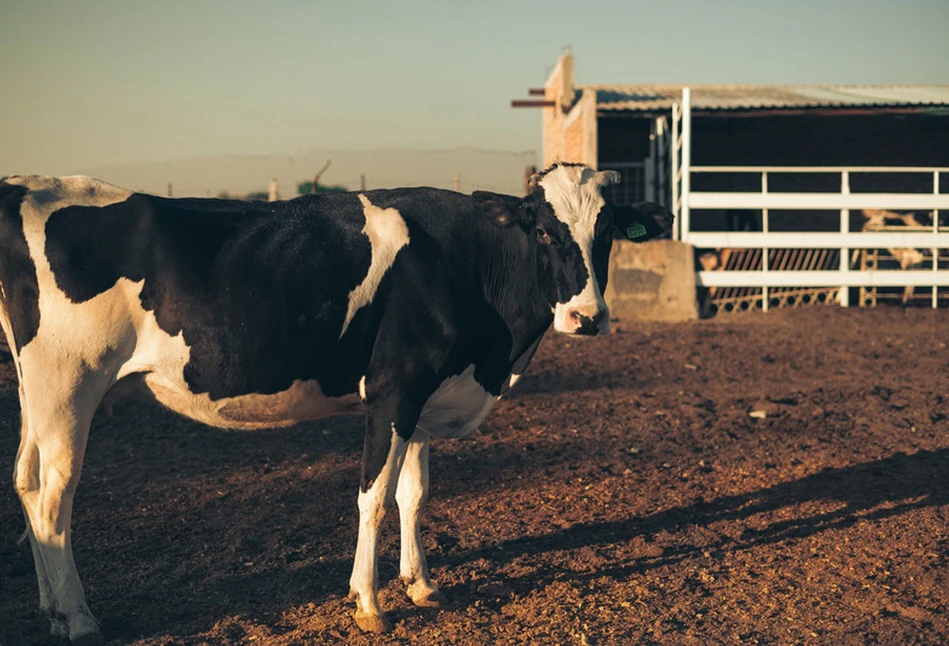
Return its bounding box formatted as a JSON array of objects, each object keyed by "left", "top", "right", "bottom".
[
  {"left": 439, "top": 447, "right": 949, "bottom": 596},
  {"left": 94, "top": 449, "right": 949, "bottom": 641}
]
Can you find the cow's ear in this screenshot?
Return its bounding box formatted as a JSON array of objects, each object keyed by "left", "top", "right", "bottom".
[
  {"left": 613, "top": 202, "right": 674, "bottom": 242},
  {"left": 472, "top": 191, "right": 529, "bottom": 228}
]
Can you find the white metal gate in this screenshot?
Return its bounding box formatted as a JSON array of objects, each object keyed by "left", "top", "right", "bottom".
[{"left": 672, "top": 88, "right": 949, "bottom": 309}]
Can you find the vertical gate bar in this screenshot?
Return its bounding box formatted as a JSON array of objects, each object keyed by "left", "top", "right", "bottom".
[
  {"left": 671, "top": 103, "right": 680, "bottom": 241},
  {"left": 761, "top": 171, "right": 769, "bottom": 312},
  {"left": 839, "top": 170, "right": 850, "bottom": 307},
  {"left": 681, "top": 88, "right": 692, "bottom": 244},
  {"left": 934, "top": 170, "right": 940, "bottom": 309}
]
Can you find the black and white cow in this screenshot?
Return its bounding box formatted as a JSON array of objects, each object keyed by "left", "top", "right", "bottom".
[{"left": 0, "top": 162, "right": 672, "bottom": 643}]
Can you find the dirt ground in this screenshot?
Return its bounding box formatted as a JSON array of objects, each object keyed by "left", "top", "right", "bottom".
[{"left": 2, "top": 305, "right": 949, "bottom": 645}]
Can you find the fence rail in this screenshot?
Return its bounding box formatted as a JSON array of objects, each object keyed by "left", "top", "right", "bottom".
[
  {"left": 688, "top": 192, "right": 949, "bottom": 211},
  {"left": 688, "top": 232, "right": 949, "bottom": 248},
  {"left": 698, "top": 270, "right": 949, "bottom": 288}
]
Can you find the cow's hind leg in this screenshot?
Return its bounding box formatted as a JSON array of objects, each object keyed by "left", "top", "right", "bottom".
[
  {"left": 396, "top": 429, "right": 447, "bottom": 608},
  {"left": 15, "top": 367, "right": 111, "bottom": 645},
  {"left": 13, "top": 392, "right": 61, "bottom": 635}
]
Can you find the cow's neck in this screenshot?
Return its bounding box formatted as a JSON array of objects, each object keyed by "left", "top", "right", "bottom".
[{"left": 469, "top": 219, "right": 553, "bottom": 357}]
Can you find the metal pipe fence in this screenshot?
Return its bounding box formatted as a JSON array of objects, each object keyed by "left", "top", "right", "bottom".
[{"left": 675, "top": 88, "right": 949, "bottom": 309}]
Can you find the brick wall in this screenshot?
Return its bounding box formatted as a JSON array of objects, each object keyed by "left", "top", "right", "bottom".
[
  {"left": 564, "top": 113, "right": 584, "bottom": 162},
  {"left": 542, "top": 54, "right": 597, "bottom": 168}
]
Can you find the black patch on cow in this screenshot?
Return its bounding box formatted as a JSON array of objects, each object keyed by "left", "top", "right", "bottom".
[
  {"left": 0, "top": 182, "right": 40, "bottom": 352},
  {"left": 45, "top": 193, "right": 375, "bottom": 399},
  {"left": 531, "top": 186, "right": 590, "bottom": 307},
  {"left": 614, "top": 202, "right": 674, "bottom": 243},
  {"left": 591, "top": 204, "right": 614, "bottom": 294}
]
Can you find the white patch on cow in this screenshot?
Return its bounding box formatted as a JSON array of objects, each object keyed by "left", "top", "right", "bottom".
[
  {"left": 15, "top": 175, "right": 137, "bottom": 375},
  {"left": 537, "top": 165, "right": 613, "bottom": 334},
  {"left": 340, "top": 195, "right": 410, "bottom": 337},
  {"left": 508, "top": 373, "right": 522, "bottom": 388},
  {"left": 8, "top": 174, "right": 134, "bottom": 212},
  {"left": 358, "top": 375, "right": 367, "bottom": 400},
  {"left": 417, "top": 365, "right": 498, "bottom": 439}
]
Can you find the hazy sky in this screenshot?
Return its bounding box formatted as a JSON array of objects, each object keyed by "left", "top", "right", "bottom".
[{"left": 2, "top": 0, "right": 947, "bottom": 175}]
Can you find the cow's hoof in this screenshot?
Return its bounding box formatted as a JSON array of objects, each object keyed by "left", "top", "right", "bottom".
[
  {"left": 47, "top": 616, "right": 69, "bottom": 639},
  {"left": 71, "top": 630, "right": 107, "bottom": 646},
  {"left": 407, "top": 583, "right": 448, "bottom": 608},
  {"left": 354, "top": 611, "right": 393, "bottom": 634}
]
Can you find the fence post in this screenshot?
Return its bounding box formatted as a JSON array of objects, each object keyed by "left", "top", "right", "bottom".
[{"left": 839, "top": 171, "right": 850, "bottom": 307}]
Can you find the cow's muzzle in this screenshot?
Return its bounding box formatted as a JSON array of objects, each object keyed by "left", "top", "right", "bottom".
[{"left": 554, "top": 305, "right": 610, "bottom": 335}]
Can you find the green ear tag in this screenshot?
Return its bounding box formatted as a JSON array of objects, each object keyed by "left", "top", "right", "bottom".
[{"left": 625, "top": 222, "right": 647, "bottom": 240}]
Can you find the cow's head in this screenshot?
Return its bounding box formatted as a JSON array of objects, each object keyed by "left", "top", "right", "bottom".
[{"left": 472, "top": 162, "right": 673, "bottom": 335}]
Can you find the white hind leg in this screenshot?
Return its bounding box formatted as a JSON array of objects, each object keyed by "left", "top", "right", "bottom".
[
  {"left": 13, "top": 388, "right": 62, "bottom": 634},
  {"left": 15, "top": 360, "right": 114, "bottom": 645},
  {"left": 0, "top": 316, "right": 61, "bottom": 632},
  {"left": 396, "top": 430, "right": 446, "bottom": 608}
]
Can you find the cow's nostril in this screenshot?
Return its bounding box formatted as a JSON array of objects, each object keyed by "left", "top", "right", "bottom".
[{"left": 570, "top": 309, "right": 583, "bottom": 322}]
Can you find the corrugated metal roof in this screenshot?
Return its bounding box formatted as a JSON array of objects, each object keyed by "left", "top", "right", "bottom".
[{"left": 587, "top": 84, "right": 949, "bottom": 112}]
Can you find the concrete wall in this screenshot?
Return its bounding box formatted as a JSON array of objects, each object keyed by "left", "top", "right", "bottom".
[{"left": 604, "top": 239, "right": 698, "bottom": 323}]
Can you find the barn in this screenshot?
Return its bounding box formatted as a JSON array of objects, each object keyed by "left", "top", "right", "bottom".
[{"left": 515, "top": 53, "right": 949, "bottom": 315}]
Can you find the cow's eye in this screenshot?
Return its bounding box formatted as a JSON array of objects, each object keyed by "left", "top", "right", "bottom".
[{"left": 535, "top": 226, "right": 553, "bottom": 245}]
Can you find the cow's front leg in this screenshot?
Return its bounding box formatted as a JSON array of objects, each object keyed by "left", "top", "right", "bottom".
[
  {"left": 349, "top": 390, "right": 422, "bottom": 633},
  {"left": 396, "top": 429, "right": 447, "bottom": 608}
]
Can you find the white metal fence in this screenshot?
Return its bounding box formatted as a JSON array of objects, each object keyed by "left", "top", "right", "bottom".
[{"left": 674, "top": 88, "right": 949, "bottom": 309}]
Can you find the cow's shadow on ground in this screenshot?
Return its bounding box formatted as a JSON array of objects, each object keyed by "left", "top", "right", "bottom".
[
  {"left": 103, "top": 447, "right": 949, "bottom": 640},
  {"left": 436, "top": 447, "right": 949, "bottom": 602}
]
